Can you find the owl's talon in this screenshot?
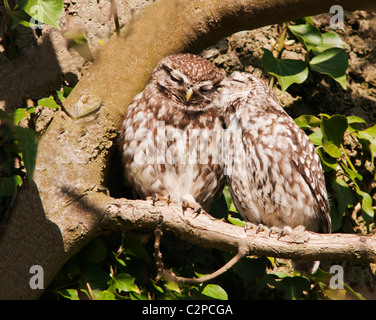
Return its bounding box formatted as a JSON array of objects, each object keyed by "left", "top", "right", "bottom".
[
  {"left": 152, "top": 193, "right": 158, "bottom": 206},
  {"left": 193, "top": 206, "right": 202, "bottom": 217},
  {"left": 182, "top": 200, "right": 188, "bottom": 213},
  {"left": 256, "top": 224, "right": 269, "bottom": 234},
  {"left": 277, "top": 226, "right": 292, "bottom": 239},
  {"left": 268, "top": 226, "right": 280, "bottom": 237}
]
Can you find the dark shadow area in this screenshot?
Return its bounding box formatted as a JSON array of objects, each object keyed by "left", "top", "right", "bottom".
[
  {"left": 0, "top": 180, "right": 66, "bottom": 299},
  {"left": 103, "top": 138, "right": 135, "bottom": 200}
]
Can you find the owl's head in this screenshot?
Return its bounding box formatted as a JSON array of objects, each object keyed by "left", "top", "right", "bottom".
[
  {"left": 152, "top": 54, "right": 224, "bottom": 111},
  {"left": 220, "top": 71, "right": 254, "bottom": 92}
]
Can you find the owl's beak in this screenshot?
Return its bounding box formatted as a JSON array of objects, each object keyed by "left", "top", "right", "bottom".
[{"left": 185, "top": 88, "right": 194, "bottom": 102}]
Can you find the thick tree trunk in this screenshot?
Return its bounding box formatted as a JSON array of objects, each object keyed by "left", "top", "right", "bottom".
[{"left": 1, "top": 0, "right": 375, "bottom": 299}]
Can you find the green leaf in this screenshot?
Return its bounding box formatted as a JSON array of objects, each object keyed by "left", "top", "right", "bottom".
[
  {"left": 279, "top": 276, "right": 311, "bottom": 300},
  {"left": 223, "top": 186, "right": 237, "bottom": 213},
  {"left": 347, "top": 116, "right": 367, "bottom": 132},
  {"left": 58, "top": 288, "right": 79, "bottom": 300},
  {"left": 355, "top": 189, "right": 374, "bottom": 225},
  {"left": 201, "top": 284, "right": 228, "bottom": 300},
  {"left": 227, "top": 216, "right": 245, "bottom": 227},
  {"left": 364, "top": 124, "right": 376, "bottom": 136},
  {"left": 331, "top": 176, "right": 353, "bottom": 215},
  {"left": 294, "top": 115, "right": 321, "bottom": 130},
  {"left": 320, "top": 115, "right": 348, "bottom": 158},
  {"left": 288, "top": 23, "right": 322, "bottom": 51},
  {"left": 316, "top": 148, "right": 338, "bottom": 172},
  {"left": 312, "top": 32, "right": 346, "bottom": 54},
  {"left": 37, "top": 92, "right": 63, "bottom": 109},
  {"left": 0, "top": 176, "right": 22, "bottom": 197},
  {"left": 164, "top": 281, "right": 181, "bottom": 293},
  {"left": 97, "top": 290, "right": 116, "bottom": 300},
  {"left": 329, "top": 202, "right": 342, "bottom": 232},
  {"left": 308, "top": 130, "right": 323, "bottom": 146},
  {"left": 13, "top": 108, "right": 30, "bottom": 125},
  {"left": 13, "top": 126, "right": 38, "bottom": 181},
  {"left": 262, "top": 48, "right": 309, "bottom": 91},
  {"left": 3, "top": 0, "right": 33, "bottom": 28},
  {"left": 80, "top": 264, "right": 110, "bottom": 292},
  {"left": 124, "top": 237, "right": 150, "bottom": 263},
  {"left": 63, "top": 86, "right": 73, "bottom": 98},
  {"left": 17, "top": 0, "right": 63, "bottom": 28},
  {"left": 356, "top": 131, "right": 376, "bottom": 162},
  {"left": 340, "top": 162, "right": 363, "bottom": 182},
  {"left": 110, "top": 273, "right": 140, "bottom": 294},
  {"left": 309, "top": 48, "right": 348, "bottom": 89}
]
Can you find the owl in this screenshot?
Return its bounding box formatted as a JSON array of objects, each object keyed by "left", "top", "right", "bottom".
[
  {"left": 120, "top": 54, "right": 225, "bottom": 212},
  {"left": 218, "top": 71, "right": 331, "bottom": 274}
]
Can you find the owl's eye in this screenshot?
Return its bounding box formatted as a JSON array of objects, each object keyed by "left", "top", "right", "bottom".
[
  {"left": 169, "top": 72, "right": 183, "bottom": 83},
  {"left": 199, "top": 84, "right": 213, "bottom": 93}
]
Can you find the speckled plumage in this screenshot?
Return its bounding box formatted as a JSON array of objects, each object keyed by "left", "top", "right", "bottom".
[
  {"left": 120, "top": 54, "right": 225, "bottom": 211},
  {"left": 219, "top": 71, "right": 331, "bottom": 273}
]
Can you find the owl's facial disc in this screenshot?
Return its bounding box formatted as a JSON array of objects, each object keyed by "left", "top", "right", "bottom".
[{"left": 156, "top": 63, "right": 220, "bottom": 111}]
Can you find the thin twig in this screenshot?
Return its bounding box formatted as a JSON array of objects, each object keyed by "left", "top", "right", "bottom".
[{"left": 153, "top": 214, "right": 247, "bottom": 284}]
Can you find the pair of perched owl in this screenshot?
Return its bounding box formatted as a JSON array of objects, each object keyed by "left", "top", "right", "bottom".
[{"left": 119, "top": 53, "right": 331, "bottom": 274}]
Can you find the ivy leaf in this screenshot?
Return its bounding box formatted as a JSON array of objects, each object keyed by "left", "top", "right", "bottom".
[
  {"left": 38, "top": 91, "right": 63, "bottom": 109},
  {"left": 294, "top": 115, "right": 321, "bottom": 130},
  {"left": 356, "top": 131, "right": 376, "bottom": 163},
  {"left": 320, "top": 115, "right": 348, "bottom": 158},
  {"left": 222, "top": 186, "right": 237, "bottom": 213},
  {"left": 110, "top": 273, "right": 140, "bottom": 294},
  {"left": 17, "top": 0, "right": 63, "bottom": 28},
  {"left": 201, "top": 284, "right": 228, "bottom": 300},
  {"left": 288, "top": 23, "right": 322, "bottom": 51},
  {"left": 312, "top": 32, "right": 346, "bottom": 54},
  {"left": 316, "top": 148, "right": 338, "bottom": 172},
  {"left": 227, "top": 216, "right": 245, "bottom": 227},
  {"left": 339, "top": 162, "right": 363, "bottom": 182},
  {"left": 309, "top": 48, "right": 348, "bottom": 89},
  {"left": 329, "top": 202, "right": 342, "bottom": 232},
  {"left": 347, "top": 116, "right": 367, "bottom": 132},
  {"left": 262, "top": 48, "right": 309, "bottom": 91},
  {"left": 123, "top": 237, "right": 150, "bottom": 263},
  {"left": 58, "top": 288, "right": 79, "bottom": 300},
  {"left": 96, "top": 290, "right": 116, "bottom": 300},
  {"left": 3, "top": 0, "right": 33, "bottom": 29},
  {"left": 331, "top": 176, "right": 353, "bottom": 216},
  {"left": 308, "top": 130, "right": 323, "bottom": 146},
  {"left": 356, "top": 189, "right": 374, "bottom": 225},
  {"left": 13, "top": 126, "right": 38, "bottom": 181},
  {"left": 0, "top": 176, "right": 22, "bottom": 197}
]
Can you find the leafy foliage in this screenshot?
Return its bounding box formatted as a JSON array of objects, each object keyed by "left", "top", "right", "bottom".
[
  {"left": 262, "top": 18, "right": 348, "bottom": 90},
  {"left": 4, "top": 0, "right": 63, "bottom": 29},
  {"left": 295, "top": 114, "right": 376, "bottom": 231}
]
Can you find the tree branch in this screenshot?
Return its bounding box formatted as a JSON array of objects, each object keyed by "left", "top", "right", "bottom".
[{"left": 100, "top": 196, "right": 376, "bottom": 264}]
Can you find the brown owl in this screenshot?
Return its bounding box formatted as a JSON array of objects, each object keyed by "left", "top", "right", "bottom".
[
  {"left": 120, "top": 54, "right": 225, "bottom": 212},
  {"left": 219, "top": 71, "right": 331, "bottom": 274}
]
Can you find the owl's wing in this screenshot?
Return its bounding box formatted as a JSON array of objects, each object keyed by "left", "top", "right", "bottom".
[{"left": 289, "top": 125, "right": 331, "bottom": 233}]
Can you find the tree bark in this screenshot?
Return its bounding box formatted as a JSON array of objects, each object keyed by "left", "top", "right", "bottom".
[{"left": 1, "top": 0, "right": 375, "bottom": 299}]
